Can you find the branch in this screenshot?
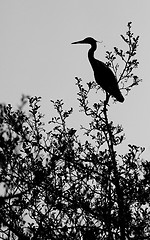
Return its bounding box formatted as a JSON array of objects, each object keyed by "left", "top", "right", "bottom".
[{"left": 103, "top": 103, "right": 125, "bottom": 240}]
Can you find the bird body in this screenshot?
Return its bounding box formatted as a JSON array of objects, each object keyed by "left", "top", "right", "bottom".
[{"left": 72, "top": 37, "right": 124, "bottom": 103}]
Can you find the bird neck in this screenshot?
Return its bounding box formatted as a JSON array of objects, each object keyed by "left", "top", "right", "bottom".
[{"left": 88, "top": 44, "right": 97, "bottom": 64}]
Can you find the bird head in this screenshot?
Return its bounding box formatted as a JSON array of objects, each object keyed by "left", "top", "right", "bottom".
[{"left": 72, "top": 37, "right": 101, "bottom": 46}]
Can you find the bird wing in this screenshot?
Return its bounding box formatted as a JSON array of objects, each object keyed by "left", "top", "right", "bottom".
[
  {"left": 93, "top": 59, "right": 118, "bottom": 89},
  {"left": 92, "top": 59, "right": 124, "bottom": 102}
]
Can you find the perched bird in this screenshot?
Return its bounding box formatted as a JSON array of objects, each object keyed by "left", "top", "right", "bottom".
[{"left": 72, "top": 37, "right": 124, "bottom": 103}]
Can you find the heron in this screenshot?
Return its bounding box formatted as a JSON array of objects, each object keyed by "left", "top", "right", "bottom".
[{"left": 72, "top": 37, "right": 124, "bottom": 103}]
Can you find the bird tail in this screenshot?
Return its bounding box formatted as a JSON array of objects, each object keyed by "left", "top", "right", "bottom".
[
  {"left": 107, "top": 84, "right": 124, "bottom": 103},
  {"left": 115, "top": 90, "right": 124, "bottom": 103}
]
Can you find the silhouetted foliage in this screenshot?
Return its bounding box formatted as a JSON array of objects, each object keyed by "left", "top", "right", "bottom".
[{"left": 0, "top": 22, "right": 149, "bottom": 240}]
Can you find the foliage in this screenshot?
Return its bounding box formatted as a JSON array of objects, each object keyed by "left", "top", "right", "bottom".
[{"left": 0, "top": 22, "right": 149, "bottom": 240}]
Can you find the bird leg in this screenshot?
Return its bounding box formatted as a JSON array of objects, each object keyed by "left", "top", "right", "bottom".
[{"left": 104, "top": 92, "right": 110, "bottom": 106}]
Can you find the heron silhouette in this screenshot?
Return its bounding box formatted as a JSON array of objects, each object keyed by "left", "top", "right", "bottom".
[{"left": 72, "top": 37, "right": 124, "bottom": 103}]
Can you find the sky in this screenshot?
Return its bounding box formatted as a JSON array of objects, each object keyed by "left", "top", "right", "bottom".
[{"left": 0, "top": 0, "right": 150, "bottom": 158}]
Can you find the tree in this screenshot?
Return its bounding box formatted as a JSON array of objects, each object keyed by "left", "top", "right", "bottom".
[{"left": 0, "top": 22, "right": 149, "bottom": 240}]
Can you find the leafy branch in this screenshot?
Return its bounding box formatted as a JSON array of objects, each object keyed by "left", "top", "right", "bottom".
[{"left": 106, "top": 22, "right": 142, "bottom": 95}]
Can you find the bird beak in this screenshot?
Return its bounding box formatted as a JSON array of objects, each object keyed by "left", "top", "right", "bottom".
[
  {"left": 71, "top": 39, "right": 103, "bottom": 44},
  {"left": 71, "top": 40, "right": 85, "bottom": 44}
]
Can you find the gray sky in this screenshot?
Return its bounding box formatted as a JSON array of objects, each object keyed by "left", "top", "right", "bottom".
[{"left": 0, "top": 0, "right": 150, "bottom": 157}]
